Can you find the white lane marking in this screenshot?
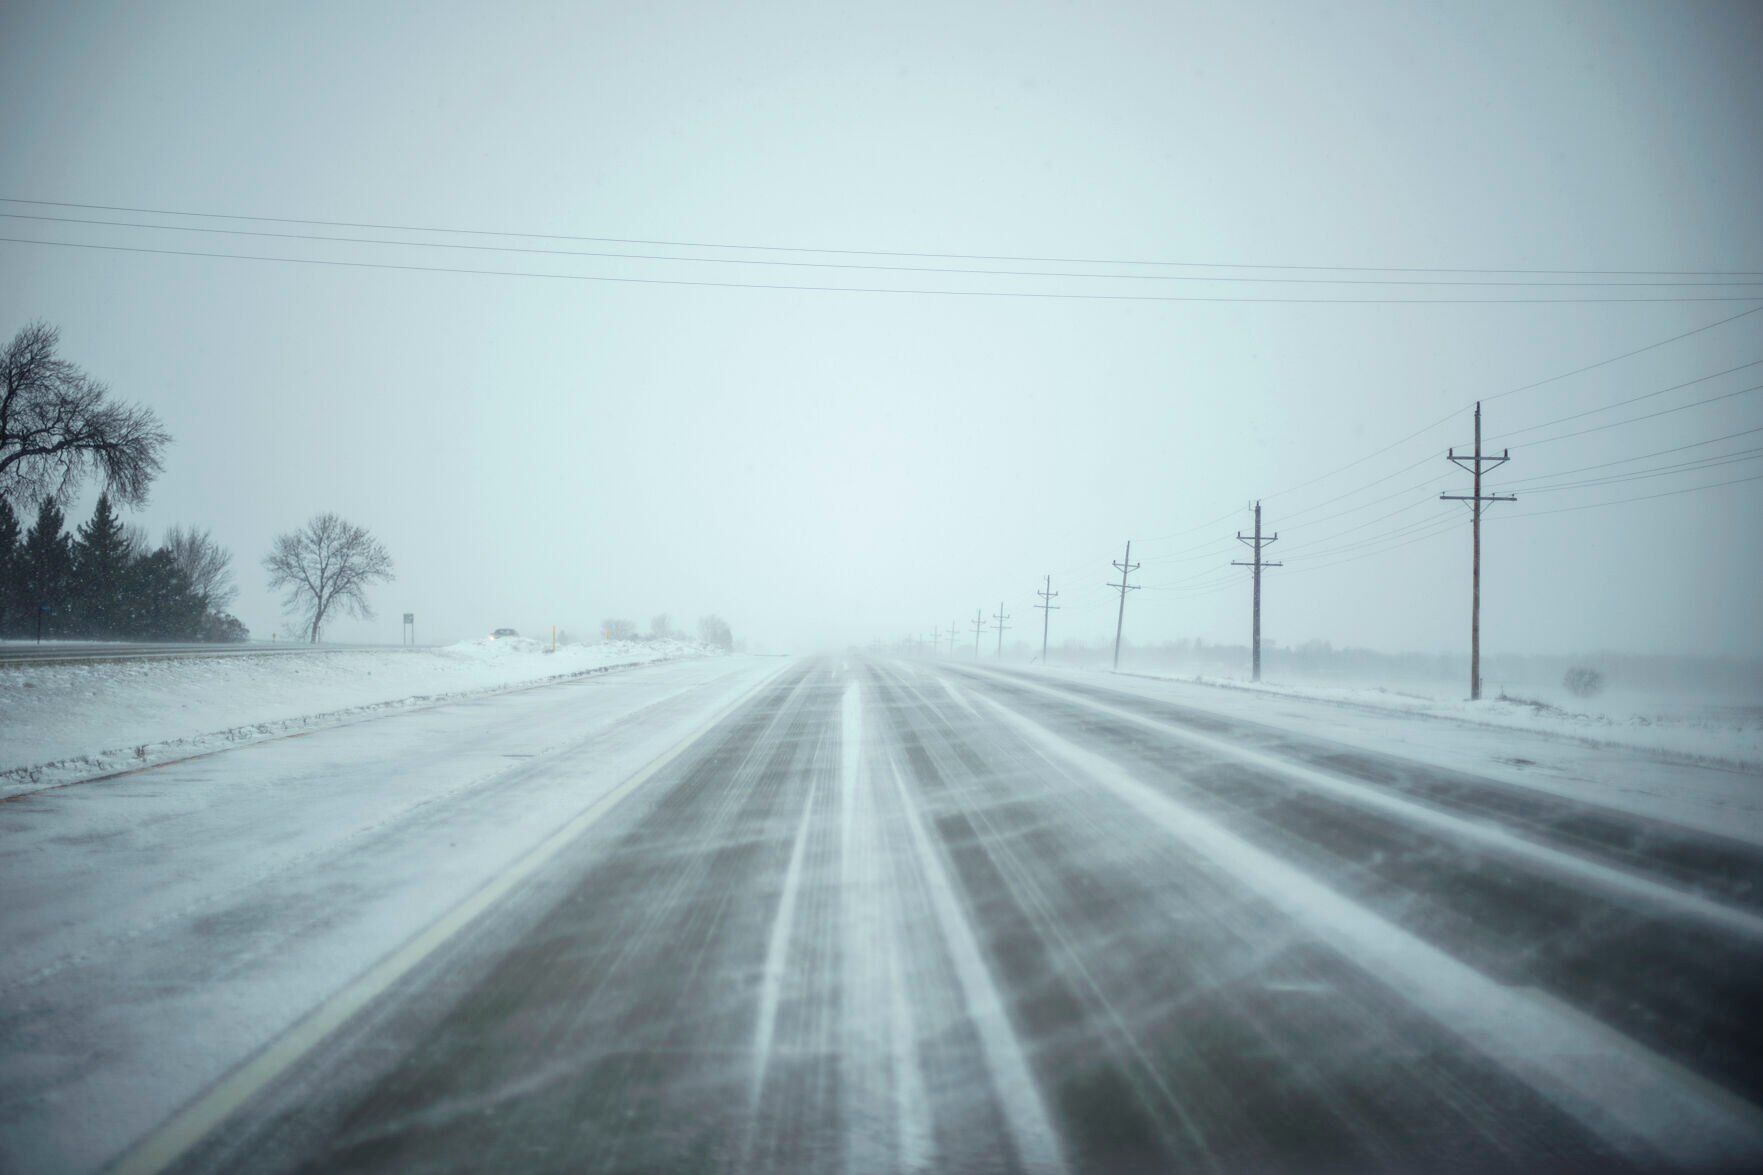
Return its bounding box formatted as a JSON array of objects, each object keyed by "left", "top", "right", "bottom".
[
  {"left": 751, "top": 771, "right": 818, "bottom": 1105},
  {"left": 981, "top": 694, "right": 1763, "bottom": 1168},
  {"left": 838, "top": 680, "right": 935, "bottom": 1172},
  {"left": 837, "top": 678, "right": 886, "bottom": 1173},
  {"left": 840, "top": 681, "right": 862, "bottom": 858},
  {"left": 885, "top": 922, "right": 935, "bottom": 1172},
  {"left": 113, "top": 659, "right": 794, "bottom": 1175},
  {"left": 967, "top": 668, "right": 1763, "bottom": 942},
  {"left": 887, "top": 753, "right": 1068, "bottom": 1174}
]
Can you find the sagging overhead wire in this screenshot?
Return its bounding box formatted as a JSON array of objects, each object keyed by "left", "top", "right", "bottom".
[
  {"left": 13, "top": 235, "right": 1762, "bottom": 305},
  {"left": 1484, "top": 359, "right": 1763, "bottom": 443},
  {"left": 6, "top": 196, "right": 1762, "bottom": 276},
  {"left": 11, "top": 210, "right": 1763, "bottom": 288}
]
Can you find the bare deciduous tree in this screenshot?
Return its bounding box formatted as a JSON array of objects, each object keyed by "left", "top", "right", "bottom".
[
  {"left": 264, "top": 513, "right": 394, "bottom": 644},
  {"left": 697, "top": 614, "right": 733, "bottom": 651},
  {"left": 164, "top": 524, "right": 237, "bottom": 611},
  {"left": 1, "top": 321, "right": 171, "bottom": 508}
]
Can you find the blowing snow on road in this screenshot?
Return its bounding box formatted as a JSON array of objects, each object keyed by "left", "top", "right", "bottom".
[
  {"left": 5, "top": 655, "right": 1761, "bottom": 1172},
  {"left": 5, "top": 5, "right": 1763, "bottom": 1171}
]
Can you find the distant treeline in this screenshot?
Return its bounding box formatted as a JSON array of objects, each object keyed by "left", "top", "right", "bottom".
[
  {"left": 0, "top": 494, "right": 247, "bottom": 642},
  {"left": 600, "top": 613, "right": 734, "bottom": 651}
]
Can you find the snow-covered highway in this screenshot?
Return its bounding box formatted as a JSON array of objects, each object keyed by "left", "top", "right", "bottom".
[{"left": 4, "top": 655, "right": 1762, "bottom": 1172}]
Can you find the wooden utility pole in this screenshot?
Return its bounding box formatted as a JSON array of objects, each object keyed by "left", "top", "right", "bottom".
[
  {"left": 993, "top": 601, "right": 1011, "bottom": 656},
  {"left": 1034, "top": 575, "right": 1060, "bottom": 664},
  {"left": 971, "top": 608, "right": 987, "bottom": 658},
  {"left": 948, "top": 621, "right": 961, "bottom": 656},
  {"left": 1108, "top": 541, "right": 1140, "bottom": 671},
  {"left": 1441, "top": 401, "right": 1515, "bottom": 700},
  {"left": 1231, "top": 501, "right": 1281, "bottom": 682}
]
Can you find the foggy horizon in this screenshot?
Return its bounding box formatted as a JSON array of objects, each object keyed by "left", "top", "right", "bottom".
[
  {"left": 4, "top": 0, "right": 1761, "bottom": 658},
  {"left": 11, "top": 6, "right": 1763, "bottom": 1174}
]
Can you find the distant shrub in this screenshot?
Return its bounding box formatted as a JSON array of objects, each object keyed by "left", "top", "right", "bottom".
[
  {"left": 697, "top": 614, "right": 733, "bottom": 651},
  {"left": 1563, "top": 666, "right": 1605, "bottom": 698}
]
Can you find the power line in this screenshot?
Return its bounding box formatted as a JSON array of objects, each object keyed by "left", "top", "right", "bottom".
[
  {"left": 1140, "top": 464, "right": 1447, "bottom": 564},
  {"left": 1275, "top": 451, "right": 1447, "bottom": 525},
  {"left": 1278, "top": 492, "right": 1446, "bottom": 554},
  {"left": 1256, "top": 305, "right": 1763, "bottom": 508},
  {"left": 1266, "top": 357, "right": 1763, "bottom": 538},
  {"left": 1140, "top": 569, "right": 1253, "bottom": 600},
  {"left": 1518, "top": 449, "right": 1763, "bottom": 495},
  {"left": 8, "top": 195, "right": 1760, "bottom": 276},
  {"left": 1276, "top": 472, "right": 1456, "bottom": 535},
  {"left": 1497, "top": 471, "right": 1763, "bottom": 518},
  {"left": 1480, "top": 305, "right": 1763, "bottom": 403},
  {"left": 1485, "top": 358, "right": 1763, "bottom": 443},
  {"left": 1265, "top": 506, "right": 1462, "bottom": 565},
  {"left": 1138, "top": 507, "right": 1246, "bottom": 545},
  {"left": 9, "top": 235, "right": 1763, "bottom": 305},
  {"left": 13, "top": 210, "right": 1763, "bottom": 289},
  {"left": 1278, "top": 515, "right": 1465, "bottom": 577},
  {"left": 1519, "top": 382, "right": 1763, "bottom": 449},
  {"left": 1493, "top": 425, "right": 1763, "bottom": 486},
  {"left": 1264, "top": 343, "right": 1763, "bottom": 540},
  {"left": 1138, "top": 534, "right": 1239, "bottom": 566},
  {"left": 1210, "top": 469, "right": 1757, "bottom": 585}
]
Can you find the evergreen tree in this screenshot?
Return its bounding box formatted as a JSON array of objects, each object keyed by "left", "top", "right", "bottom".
[
  {"left": 198, "top": 610, "right": 250, "bottom": 642},
  {"left": 18, "top": 498, "right": 72, "bottom": 638},
  {"left": 128, "top": 548, "right": 206, "bottom": 639},
  {"left": 0, "top": 499, "right": 19, "bottom": 637},
  {"left": 72, "top": 493, "right": 134, "bottom": 637}
]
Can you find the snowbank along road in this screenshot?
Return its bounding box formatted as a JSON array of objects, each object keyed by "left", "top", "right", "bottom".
[{"left": 4, "top": 654, "right": 1763, "bottom": 1172}]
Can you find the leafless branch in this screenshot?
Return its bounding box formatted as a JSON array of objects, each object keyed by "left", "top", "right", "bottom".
[{"left": 0, "top": 321, "right": 171, "bottom": 508}]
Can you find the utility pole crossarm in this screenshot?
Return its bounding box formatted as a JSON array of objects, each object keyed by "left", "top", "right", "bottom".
[
  {"left": 1234, "top": 501, "right": 1280, "bottom": 681},
  {"left": 1108, "top": 541, "right": 1140, "bottom": 671},
  {"left": 1034, "top": 574, "right": 1059, "bottom": 664},
  {"left": 1443, "top": 401, "right": 1517, "bottom": 701},
  {"left": 992, "top": 601, "right": 1011, "bottom": 656}
]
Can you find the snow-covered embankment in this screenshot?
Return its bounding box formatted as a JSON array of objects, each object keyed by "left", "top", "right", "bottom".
[{"left": 0, "top": 638, "right": 714, "bottom": 795}]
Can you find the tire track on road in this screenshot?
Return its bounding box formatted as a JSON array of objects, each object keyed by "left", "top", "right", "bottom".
[{"left": 976, "top": 684, "right": 1763, "bottom": 1170}]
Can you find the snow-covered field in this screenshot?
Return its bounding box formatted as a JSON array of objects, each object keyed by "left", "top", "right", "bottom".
[
  {"left": 1019, "top": 664, "right": 1763, "bottom": 842},
  {"left": 1106, "top": 668, "right": 1763, "bottom": 772},
  {"left": 0, "top": 637, "right": 717, "bottom": 795}
]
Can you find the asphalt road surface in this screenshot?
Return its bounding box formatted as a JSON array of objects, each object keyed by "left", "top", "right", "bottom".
[{"left": 9, "top": 656, "right": 1763, "bottom": 1173}]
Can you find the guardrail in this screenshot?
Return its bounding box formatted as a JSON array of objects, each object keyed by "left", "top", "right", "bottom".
[{"left": 0, "top": 643, "right": 431, "bottom": 669}]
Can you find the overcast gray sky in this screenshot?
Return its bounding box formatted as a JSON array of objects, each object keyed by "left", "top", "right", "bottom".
[{"left": 3, "top": 0, "right": 1760, "bottom": 655}]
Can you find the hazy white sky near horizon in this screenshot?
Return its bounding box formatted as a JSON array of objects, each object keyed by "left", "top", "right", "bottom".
[{"left": 2, "top": 1, "right": 1760, "bottom": 655}]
